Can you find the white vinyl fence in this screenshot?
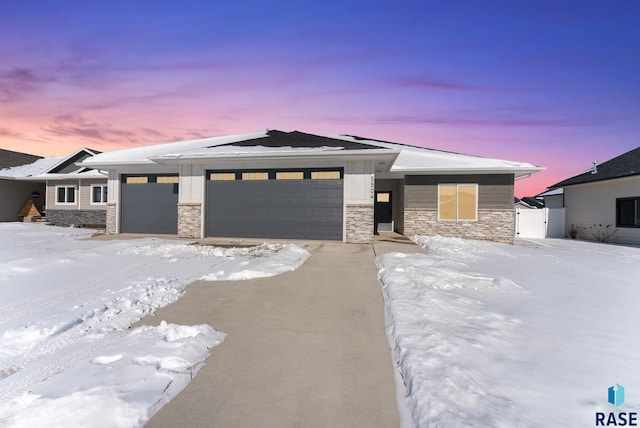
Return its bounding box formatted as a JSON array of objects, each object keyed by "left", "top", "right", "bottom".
[{"left": 515, "top": 208, "right": 566, "bottom": 239}]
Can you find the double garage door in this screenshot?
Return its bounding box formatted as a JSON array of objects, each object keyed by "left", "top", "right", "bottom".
[
  {"left": 120, "top": 170, "right": 344, "bottom": 240},
  {"left": 205, "top": 169, "right": 344, "bottom": 240}
]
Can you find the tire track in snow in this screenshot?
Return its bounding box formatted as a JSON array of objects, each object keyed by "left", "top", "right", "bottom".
[
  {"left": 0, "top": 257, "right": 164, "bottom": 325},
  {"left": 0, "top": 330, "right": 129, "bottom": 425},
  {"left": 0, "top": 257, "right": 226, "bottom": 382}
]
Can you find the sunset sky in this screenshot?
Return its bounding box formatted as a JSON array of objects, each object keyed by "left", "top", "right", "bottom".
[{"left": 1, "top": 1, "right": 638, "bottom": 196}]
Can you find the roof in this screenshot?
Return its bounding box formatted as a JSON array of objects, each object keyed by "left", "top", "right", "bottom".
[
  {"left": 537, "top": 188, "right": 563, "bottom": 197},
  {"left": 7, "top": 147, "right": 106, "bottom": 181},
  {"left": 331, "top": 135, "right": 542, "bottom": 177},
  {"left": 519, "top": 196, "right": 544, "bottom": 208},
  {"left": 550, "top": 146, "right": 640, "bottom": 188},
  {"left": 0, "top": 156, "right": 64, "bottom": 179},
  {"left": 81, "top": 129, "right": 543, "bottom": 177},
  {"left": 43, "top": 147, "right": 102, "bottom": 175},
  {"left": 221, "top": 130, "right": 379, "bottom": 150},
  {"left": 0, "top": 148, "right": 42, "bottom": 170}
]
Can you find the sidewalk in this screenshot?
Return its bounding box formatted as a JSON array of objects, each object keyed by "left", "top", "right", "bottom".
[{"left": 140, "top": 241, "right": 399, "bottom": 428}]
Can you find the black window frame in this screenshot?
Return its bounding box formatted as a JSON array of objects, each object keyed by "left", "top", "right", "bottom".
[{"left": 616, "top": 197, "right": 640, "bottom": 228}]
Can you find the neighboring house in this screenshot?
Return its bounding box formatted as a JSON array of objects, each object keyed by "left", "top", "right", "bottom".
[
  {"left": 80, "top": 130, "right": 543, "bottom": 244},
  {"left": 549, "top": 146, "right": 640, "bottom": 245},
  {"left": 0, "top": 149, "right": 47, "bottom": 222},
  {"left": 22, "top": 148, "right": 108, "bottom": 227},
  {"left": 514, "top": 196, "right": 544, "bottom": 209},
  {"left": 537, "top": 188, "right": 564, "bottom": 209}
]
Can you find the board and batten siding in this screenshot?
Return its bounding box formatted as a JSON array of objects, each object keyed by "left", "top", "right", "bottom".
[
  {"left": 46, "top": 179, "right": 108, "bottom": 211},
  {"left": 404, "top": 174, "right": 514, "bottom": 209},
  {"left": 564, "top": 175, "right": 640, "bottom": 245}
]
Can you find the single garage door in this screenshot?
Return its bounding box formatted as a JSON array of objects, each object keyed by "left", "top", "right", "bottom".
[
  {"left": 121, "top": 175, "right": 179, "bottom": 234},
  {"left": 206, "top": 169, "right": 343, "bottom": 240}
]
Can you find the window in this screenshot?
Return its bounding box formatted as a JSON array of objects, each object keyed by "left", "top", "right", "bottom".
[
  {"left": 376, "top": 192, "right": 390, "bottom": 203},
  {"left": 91, "top": 185, "right": 108, "bottom": 204},
  {"left": 210, "top": 172, "right": 236, "bottom": 181},
  {"left": 617, "top": 197, "right": 640, "bottom": 227},
  {"left": 438, "top": 184, "right": 478, "bottom": 221},
  {"left": 56, "top": 186, "right": 76, "bottom": 204},
  {"left": 276, "top": 171, "right": 304, "bottom": 180},
  {"left": 242, "top": 172, "right": 269, "bottom": 180},
  {"left": 156, "top": 176, "right": 179, "bottom": 184},
  {"left": 125, "top": 176, "right": 148, "bottom": 184},
  {"left": 311, "top": 171, "right": 341, "bottom": 180}
]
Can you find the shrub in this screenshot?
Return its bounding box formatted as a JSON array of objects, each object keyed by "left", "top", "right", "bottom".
[
  {"left": 588, "top": 224, "right": 617, "bottom": 242},
  {"left": 567, "top": 224, "right": 579, "bottom": 239}
]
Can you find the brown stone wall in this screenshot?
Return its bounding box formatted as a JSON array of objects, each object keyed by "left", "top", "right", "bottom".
[
  {"left": 404, "top": 208, "right": 515, "bottom": 244},
  {"left": 106, "top": 203, "right": 117, "bottom": 234},
  {"left": 178, "top": 203, "right": 202, "bottom": 238},
  {"left": 346, "top": 204, "right": 374, "bottom": 244}
]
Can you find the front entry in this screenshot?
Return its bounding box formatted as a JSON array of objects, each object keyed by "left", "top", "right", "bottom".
[{"left": 374, "top": 191, "right": 392, "bottom": 234}]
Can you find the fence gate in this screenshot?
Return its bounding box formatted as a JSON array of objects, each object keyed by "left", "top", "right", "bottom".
[{"left": 515, "top": 208, "right": 566, "bottom": 239}]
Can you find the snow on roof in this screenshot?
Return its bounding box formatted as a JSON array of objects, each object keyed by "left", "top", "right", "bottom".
[
  {"left": 81, "top": 129, "right": 543, "bottom": 177},
  {"left": 23, "top": 169, "right": 107, "bottom": 181},
  {"left": 331, "top": 135, "right": 543, "bottom": 176},
  {"left": 537, "top": 188, "right": 563, "bottom": 197},
  {"left": 153, "top": 144, "right": 347, "bottom": 160},
  {"left": 0, "top": 157, "right": 65, "bottom": 179},
  {"left": 82, "top": 131, "right": 269, "bottom": 166}
]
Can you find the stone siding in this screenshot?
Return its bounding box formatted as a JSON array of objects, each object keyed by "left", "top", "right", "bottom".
[
  {"left": 346, "top": 204, "right": 373, "bottom": 244},
  {"left": 404, "top": 208, "right": 515, "bottom": 244},
  {"left": 46, "top": 209, "right": 107, "bottom": 228},
  {"left": 178, "top": 203, "right": 202, "bottom": 238},
  {"left": 106, "top": 203, "right": 117, "bottom": 234}
]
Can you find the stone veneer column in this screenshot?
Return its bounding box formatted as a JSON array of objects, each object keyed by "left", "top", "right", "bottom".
[
  {"left": 404, "top": 208, "right": 515, "bottom": 244},
  {"left": 178, "top": 203, "right": 202, "bottom": 238},
  {"left": 345, "top": 204, "right": 374, "bottom": 244},
  {"left": 106, "top": 203, "right": 117, "bottom": 234}
]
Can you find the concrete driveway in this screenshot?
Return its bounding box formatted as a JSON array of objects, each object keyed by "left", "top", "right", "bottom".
[{"left": 139, "top": 241, "right": 401, "bottom": 428}]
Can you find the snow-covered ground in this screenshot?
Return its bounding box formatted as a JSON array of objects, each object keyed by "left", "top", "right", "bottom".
[
  {"left": 378, "top": 236, "right": 640, "bottom": 427},
  {"left": 0, "top": 223, "right": 309, "bottom": 427}
]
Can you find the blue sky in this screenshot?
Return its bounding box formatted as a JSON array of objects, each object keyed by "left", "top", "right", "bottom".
[{"left": 1, "top": 0, "right": 639, "bottom": 195}]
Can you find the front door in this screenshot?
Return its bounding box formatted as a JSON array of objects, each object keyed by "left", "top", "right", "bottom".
[{"left": 374, "top": 191, "right": 392, "bottom": 234}]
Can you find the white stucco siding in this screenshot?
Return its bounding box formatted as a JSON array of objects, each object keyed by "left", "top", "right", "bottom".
[
  {"left": 565, "top": 175, "right": 640, "bottom": 245},
  {"left": 344, "top": 160, "right": 374, "bottom": 204},
  {"left": 178, "top": 164, "right": 205, "bottom": 204},
  {"left": 107, "top": 170, "right": 120, "bottom": 204}
]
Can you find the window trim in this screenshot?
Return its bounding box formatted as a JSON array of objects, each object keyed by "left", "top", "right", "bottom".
[
  {"left": 437, "top": 183, "right": 478, "bottom": 222},
  {"left": 90, "top": 184, "right": 108, "bottom": 205},
  {"left": 616, "top": 196, "right": 640, "bottom": 228},
  {"left": 55, "top": 185, "right": 77, "bottom": 205}
]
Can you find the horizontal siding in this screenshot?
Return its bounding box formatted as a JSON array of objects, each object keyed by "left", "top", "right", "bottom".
[
  {"left": 405, "top": 174, "right": 514, "bottom": 209},
  {"left": 405, "top": 185, "right": 437, "bottom": 209},
  {"left": 79, "top": 179, "right": 108, "bottom": 210},
  {"left": 565, "top": 176, "right": 640, "bottom": 245},
  {"left": 46, "top": 179, "right": 107, "bottom": 211},
  {"left": 478, "top": 184, "right": 514, "bottom": 209}
]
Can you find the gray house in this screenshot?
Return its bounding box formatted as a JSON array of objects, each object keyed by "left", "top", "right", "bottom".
[
  {"left": 22, "top": 148, "right": 108, "bottom": 227},
  {"left": 81, "top": 130, "right": 542, "bottom": 244},
  {"left": 0, "top": 149, "right": 46, "bottom": 221},
  {"left": 549, "top": 146, "right": 640, "bottom": 245}
]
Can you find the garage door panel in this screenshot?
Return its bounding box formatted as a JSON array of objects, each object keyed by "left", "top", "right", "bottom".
[
  {"left": 206, "top": 177, "right": 343, "bottom": 240},
  {"left": 121, "top": 182, "right": 178, "bottom": 234}
]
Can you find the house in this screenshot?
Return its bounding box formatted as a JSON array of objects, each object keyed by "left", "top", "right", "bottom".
[
  {"left": 21, "top": 148, "right": 108, "bottom": 227},
  {"left": 0, "top": 149, "right": 47, "bottom": 221},
  {"left": 549, "top": 146, "right": 640, "bottom": 245},
  {"left": 537, "top": 188, "right": 564, "bottom": 209},
  {"left": 514, "top": 196, "right": 544, "bottom": 209},
  {"left": 80, "top": 130, "right": 543, "bottom": 244}
]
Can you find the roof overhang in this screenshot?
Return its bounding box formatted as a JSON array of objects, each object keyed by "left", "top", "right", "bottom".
[
  {"left": 376, "top": 166, "right": 544, "bottom": 179},
  {"left": 149, "top": 148, "right": 399, "bottom": 164}
]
